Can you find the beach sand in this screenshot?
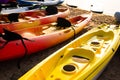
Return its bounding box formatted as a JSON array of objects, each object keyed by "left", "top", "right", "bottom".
[{"left": 0, "top": 6, "right": 120, "bottom": 80}]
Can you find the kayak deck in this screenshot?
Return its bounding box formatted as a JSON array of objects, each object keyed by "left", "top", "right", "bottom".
[
  {"left": 18, "top": 25, "right": 120, "bottom": 80},
  {"left": 0, "top": 6, "right": 68, "bottom": 23},
  {"left": 45, "top": 27, "right": 115, "bottom": 80},
  {"left": 0, "top": 13, "right": 91, "bottom": 61},
  {"left": 0, "top": 6, "right": 70, "bottom": 33},
  {"left": 13, "top": 15, "right": 87, "bottom": 38}
]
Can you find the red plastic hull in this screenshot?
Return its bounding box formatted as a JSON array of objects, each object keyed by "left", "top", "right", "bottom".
[{"left": 0, "top": 13, "right": 92, "bottom": 61}]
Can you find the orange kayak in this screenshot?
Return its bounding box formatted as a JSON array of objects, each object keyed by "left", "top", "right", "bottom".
[
  {"left": 0, "top": 6, "right": 70, "bottom": 33},
  {"left": 0, "top": 13, "right": 92, "bottom": 61}
]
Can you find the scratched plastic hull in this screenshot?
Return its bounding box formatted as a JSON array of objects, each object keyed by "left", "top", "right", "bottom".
[
  {"left": 17, "top": 0, "right": 64, "bottom": 6},
  {"left": 19, "top": 24, "right": 120, "bottom": 80},
  {"left": 0, "top": 6, "right": 69, "bottom": 33},
  {"left": 0, "top": 13, "right": 92, "bottom": 61}
]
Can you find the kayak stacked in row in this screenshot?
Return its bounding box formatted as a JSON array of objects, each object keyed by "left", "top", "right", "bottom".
[
  {"left": 0, "top": 4, "right": 45, "bottom": 14},
  {"left": 17, "top": 0, "right": 64, "bottom": 6},
  {"left": 0, "top": 0, "right": 64, "bottom": 8},
  {"left": 0, "top": 12, "right": 92, "bottom": 61},
  {"left": 0, "top": 5, "right": 70, "bottom": 33},
  {"left": 19, "top": 24, "right": 120, "bottom": 80}
]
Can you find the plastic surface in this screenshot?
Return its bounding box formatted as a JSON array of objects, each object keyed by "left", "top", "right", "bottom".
[
  {"left": 0, "top": 6, "right": 70, "bottom": 33},
  {"left": 0, "top": 13, "right": 92, "bottom": 61},
  {"left": 19, "top": 24, "right": 120, "bottom": 80}
]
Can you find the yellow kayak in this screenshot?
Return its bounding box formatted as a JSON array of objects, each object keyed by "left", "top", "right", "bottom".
[{"left": 19, "top": 24, "right": 120, "bottom": 80}]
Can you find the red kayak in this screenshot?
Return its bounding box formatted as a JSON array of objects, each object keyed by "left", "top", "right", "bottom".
[
  {"left": 0, "top": 13, "right": 92, "bottom": 61},
  {"left": 0, "top": 6, "right": 70, "bottom": 33}
]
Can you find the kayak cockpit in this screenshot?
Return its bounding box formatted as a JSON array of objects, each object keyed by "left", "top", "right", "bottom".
[
  {"left": 0, "top": 6, "right": 69, "bottom": 24},
  {"left": 79, "top": 30, "right": 114, "bottom": 55},
  {"left": 45, "top": 47, "right": 94, "bottom": 80},
  {"left": 13, "top": 15, "right": 88, "bottom": 38}
]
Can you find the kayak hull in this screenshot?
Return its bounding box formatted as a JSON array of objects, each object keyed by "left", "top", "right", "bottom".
[
  {"left": 0, "top": 13, "right": 92, "bottom": 61},
  {"left": 18, "top": 0, "right": 64, "bottom": 6},
  {"left": 19, "top": 24, "right": 120, "bottom": 80},
  {"left": 0, "top": 6, "right": 70, "bottom": 33}
]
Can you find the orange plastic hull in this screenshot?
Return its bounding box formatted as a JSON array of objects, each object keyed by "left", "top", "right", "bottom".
[
  {"left": 0, "top": 6, "right": 70, "bottom": 33},
  {"left": 0, "top": 13, "right": 92, "bottom": 61}
]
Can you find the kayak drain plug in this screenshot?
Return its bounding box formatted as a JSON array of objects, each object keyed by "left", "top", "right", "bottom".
[{"left": 62, "top": 64, "right": 77, "bottom": 74}]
